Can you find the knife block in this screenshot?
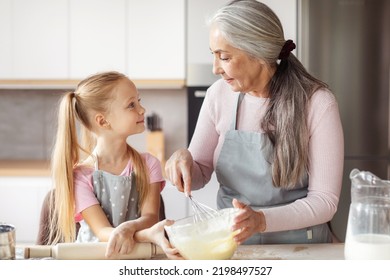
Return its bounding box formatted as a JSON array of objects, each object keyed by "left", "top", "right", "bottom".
[{"left": 146, "top": 131, "right": 165, "bottom": 168}]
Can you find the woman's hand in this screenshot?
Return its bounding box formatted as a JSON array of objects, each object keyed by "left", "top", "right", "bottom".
[
  {"left": 165, "top": 149, "right": 193, "bottom": 196},
  {"left": 105, "top": 221, "right": 136, "bottom": 258},
  {"left": 147, "top": 220, "right": 184, "bottom": 260},
  {"left": 231, "top": 199, "right": 266, "bottom": 244}
]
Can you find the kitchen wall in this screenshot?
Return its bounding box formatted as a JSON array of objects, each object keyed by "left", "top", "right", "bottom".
[{"left": 0, "top": 88, "right": 187, "bottom": 160}]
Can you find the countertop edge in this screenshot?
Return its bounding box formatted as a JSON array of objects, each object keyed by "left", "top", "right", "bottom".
[{"left": 0, "top": 160, "right": 51, "bottom": 177}]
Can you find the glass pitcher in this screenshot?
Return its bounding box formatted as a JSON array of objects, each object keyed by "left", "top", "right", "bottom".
[{"left": 344, "top": 169, "right": 390, "bottom": 259}]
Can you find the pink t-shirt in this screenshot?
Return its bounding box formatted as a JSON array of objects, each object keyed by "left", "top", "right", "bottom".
[
  {"left": 189, "top": 79, "right": 344, "bottom": 233},
  {"left": 74, "top": 153, "right": 165, "bottom": 222}
]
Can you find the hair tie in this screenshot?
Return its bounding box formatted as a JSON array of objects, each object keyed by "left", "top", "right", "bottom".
[{"left": 278, "top": 39, "right": 296, "bottom": 60}]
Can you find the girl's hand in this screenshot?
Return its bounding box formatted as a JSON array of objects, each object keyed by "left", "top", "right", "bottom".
[
  {"left": 165, "top": 149, "right": 193, "bottom": 196},
  {"left": 149, "top": 219, "right": 184, "bottom": 260},
  {"left": 105, "top": 221, "right": 136, "bottom": 258},
  {"left": 231, "top": 199, "right": 266, "bottom": 244}
]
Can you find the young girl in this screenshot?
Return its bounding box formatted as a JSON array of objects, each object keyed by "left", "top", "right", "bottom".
[{"left": 48, "top": 71, "right": 179, "bottom": 259}]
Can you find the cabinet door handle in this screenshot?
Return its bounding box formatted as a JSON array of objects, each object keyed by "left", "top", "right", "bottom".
[{"left": 194, "top": 90, "right": 206, "bottom": 98}]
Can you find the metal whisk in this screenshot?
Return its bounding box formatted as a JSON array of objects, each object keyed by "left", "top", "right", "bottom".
[{"left": 188, "top": 195, "right": 219, "bottom": 223}]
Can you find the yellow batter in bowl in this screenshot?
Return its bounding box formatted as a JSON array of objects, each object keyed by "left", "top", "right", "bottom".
[{"left": 165, "top": 208, "right": 239, "bottom": 260}]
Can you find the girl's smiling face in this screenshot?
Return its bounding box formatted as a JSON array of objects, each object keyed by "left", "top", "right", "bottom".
[
  {"left": 105, "top": 78, "right": 146, "bottom": 138},
  {"left": 209, "top": 25, "right": 273, "bottom": 97}
]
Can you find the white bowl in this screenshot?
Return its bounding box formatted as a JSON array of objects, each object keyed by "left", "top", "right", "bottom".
[{"left": 164, "top": 208, "right": 239, "bottom": 260}]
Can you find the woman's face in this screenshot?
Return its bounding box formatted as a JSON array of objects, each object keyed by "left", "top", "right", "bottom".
[{"left": 209, "top": 25, "right": 271, "bottom": 97}]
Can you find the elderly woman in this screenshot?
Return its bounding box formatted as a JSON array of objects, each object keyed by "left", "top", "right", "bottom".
[{"left": 165, "top": 0, "right": 344, "bottom": 245}]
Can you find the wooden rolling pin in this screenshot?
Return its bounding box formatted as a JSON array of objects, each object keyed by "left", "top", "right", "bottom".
[{"left": 23, "top": 242, "right": 164, "bottom": 260}]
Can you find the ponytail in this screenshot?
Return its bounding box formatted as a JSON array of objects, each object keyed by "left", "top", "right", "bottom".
[
  {"left": 48, "top": 92, "right": 79, "bottom": 244},
  {"left": 264, "top": 54, "right": 328, "bottom": 188},
  {"left": 127, "top": 146, "right": 150, "bottom": 213}
]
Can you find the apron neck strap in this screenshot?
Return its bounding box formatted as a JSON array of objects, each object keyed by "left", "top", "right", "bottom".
[{"left": 231, "top": 93, "right": 245, "bottom": 130}]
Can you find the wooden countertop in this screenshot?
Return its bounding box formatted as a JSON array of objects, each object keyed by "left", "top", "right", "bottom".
[{"left": 0, "top": 160, "right": 50, "bottom": 176}]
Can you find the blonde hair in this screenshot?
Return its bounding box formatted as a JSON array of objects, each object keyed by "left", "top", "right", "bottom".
[
  {"left": 210, "top": 0, "right": 328, "bottom": 188},
  {"left": 48, "top": 71, "right": 149, "bottom": 244}
]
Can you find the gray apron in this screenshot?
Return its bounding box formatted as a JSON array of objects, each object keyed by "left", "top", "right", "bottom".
[
  {"left": 215, "top": 93, "right": 332, "bottom": 244},
  {"left": 76, "top": 155, "right": 139, "bottom": 242}
]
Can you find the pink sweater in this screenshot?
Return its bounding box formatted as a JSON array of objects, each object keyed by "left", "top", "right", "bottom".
[{"left": 189, "top": 79, "right": 344, "bottom": 233}]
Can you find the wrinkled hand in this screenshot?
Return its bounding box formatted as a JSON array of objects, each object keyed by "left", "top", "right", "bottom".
[
  {"left": 231, "top": 199, "right": 266, "bottom": 244},
  {"left": 165, "top": 149, "right": 193, "bottom": 196},
  {"left": 106, "top": 222, "right": 136, "bottom": 258},
  {"left": 149, "top": 219, "right": 183, "bottom": 260}
]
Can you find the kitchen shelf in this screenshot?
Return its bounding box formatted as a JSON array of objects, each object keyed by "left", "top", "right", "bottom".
[
  {"left": 0, "top": 79, "right": 186, "bottom": 90},
  {"left": 0, "top": 160, "right": 50, "bottom": 177}
]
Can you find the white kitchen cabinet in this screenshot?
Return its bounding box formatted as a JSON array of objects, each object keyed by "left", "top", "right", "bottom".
[
  {"left": 186, "top": 0, "right": 230, "bottom": 86},
  {"left": 261, "top": 0, "right": 297, "bottom": 46},
  {"left": 127, "top": 0, "right": 185, "bottom": 80},
  {"left": 0, "top": 0, "right": 68, "bottom": 79},
  {"left": 72, "top": 0, "right": 186, "bottom": 80},
  {"left": 188, "top": 173, "right": 219, "bottom": 214},
  {"left": 0, "top": 0, "right": 12, "bottom": 78},
  {"left": 0, "top": 177, "right": 52, "bottom": 244},
  {"left": 187, "top": 0, "right": 230, "bottom": 66},
  {"left": 161, "top": 183, "right": 189, "bottom": 221},
  {"left": 0, "top": 0, "right": 185, "bottom": 85},
  {"left": 161, "top": 173, "right": 219, "bottom": 221},
  {"left": 69, "top": 0, "right": 126, "bottom": 79}
]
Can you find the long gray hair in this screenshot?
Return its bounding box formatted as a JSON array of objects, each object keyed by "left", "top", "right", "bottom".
[{"left": 210, "top": 0, "right": 328, "bottom": 188}]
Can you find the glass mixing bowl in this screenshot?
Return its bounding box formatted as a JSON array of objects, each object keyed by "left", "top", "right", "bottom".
[{"left": 164, "top": 208, "right": 239, "bottom": 260}]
